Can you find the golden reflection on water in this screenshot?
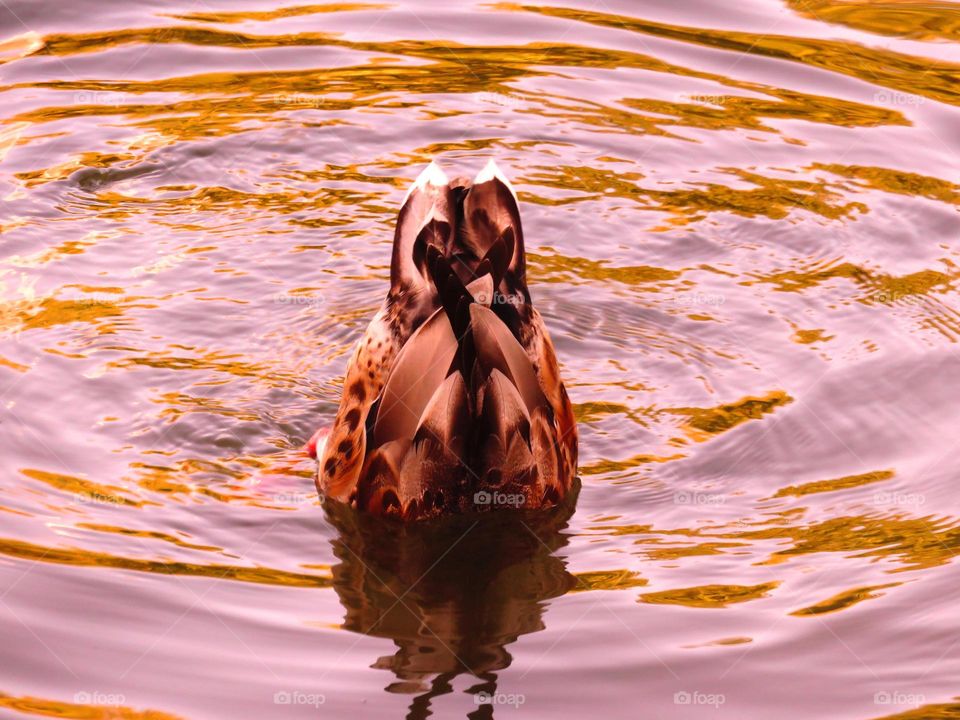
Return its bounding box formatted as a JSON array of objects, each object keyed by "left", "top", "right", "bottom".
[
  {"left": 638, "top": 581, "right": 781, "bottom": 608},
  {"left": 787, "top": 0, "right": 960, "bottom": 43},
  {"left": 772, "top": 469, "right": 895, "bottom": 498},
  {"left": 2, "top": 0, "right": 960, "bottom": 717},
  {"left": 504, "top": 3, "right": 960, "bottom": 105},
  {"left": 164, "top": 3, "right": 393, "bottom": 24},
  {"left": 0, "top": 692, "right": 183, "bottom": 720}
]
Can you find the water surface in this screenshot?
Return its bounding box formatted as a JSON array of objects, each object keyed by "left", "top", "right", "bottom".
[{"left": 2, "top": 1, "right": 960, "bottom": 718}]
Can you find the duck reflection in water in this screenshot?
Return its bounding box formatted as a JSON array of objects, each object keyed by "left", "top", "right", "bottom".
[{"left": 324, "top": 483, "right": 580, "bottom": 719}]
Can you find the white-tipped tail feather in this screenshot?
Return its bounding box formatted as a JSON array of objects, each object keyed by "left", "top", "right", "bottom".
[
  {"left": 475, "top": 158, "right": 517, "bottom": 198},
  {"left": 403, "top": 160, "right": 449, "bottom": 203}
]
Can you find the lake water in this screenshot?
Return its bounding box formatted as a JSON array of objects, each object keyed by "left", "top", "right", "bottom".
[{"left": 2, "top": 1, "right": 960, "bottom": 718}]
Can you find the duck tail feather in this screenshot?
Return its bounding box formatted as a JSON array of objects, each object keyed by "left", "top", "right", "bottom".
[
  {"left": 391, "top": 161, "right": 456, "bottom": 298},
  {"left": 458, "top": 161, "right": 528, "bottom": 298}
]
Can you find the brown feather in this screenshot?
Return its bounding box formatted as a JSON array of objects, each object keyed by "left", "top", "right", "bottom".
[
  {"left": 372, "top": 307, "right": 456, "bottom": 447},
  {"left": 459, "top": 174, "right": 527, "bottom": 296},
  {"left": 469, "top": 304, "right": 548, "bottom": 416},
  {"left": 476, "top": 369, "right": 535, "bottom": 493}
]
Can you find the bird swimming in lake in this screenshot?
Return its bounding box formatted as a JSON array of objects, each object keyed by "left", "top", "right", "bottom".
[{"left": 313, "top": 159, "right": 577, "bottom": 520}]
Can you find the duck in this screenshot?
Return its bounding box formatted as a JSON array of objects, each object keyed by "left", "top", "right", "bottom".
[{"left": 313, "top": 159, "right": 577, "bottom": 520}]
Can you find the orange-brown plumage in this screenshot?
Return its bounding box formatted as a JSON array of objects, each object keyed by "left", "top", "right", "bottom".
[{"left": 317, "top": 160, "right": 577, "bottom": 520}]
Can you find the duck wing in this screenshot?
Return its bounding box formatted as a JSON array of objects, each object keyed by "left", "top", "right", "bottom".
[{"left": 358, "top": 304, "right": 471, "bottom": 519}]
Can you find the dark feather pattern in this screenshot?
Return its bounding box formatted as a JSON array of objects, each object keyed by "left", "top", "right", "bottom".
[{"left": 318, "top": 161, "right": 577, "bottom": 520}]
